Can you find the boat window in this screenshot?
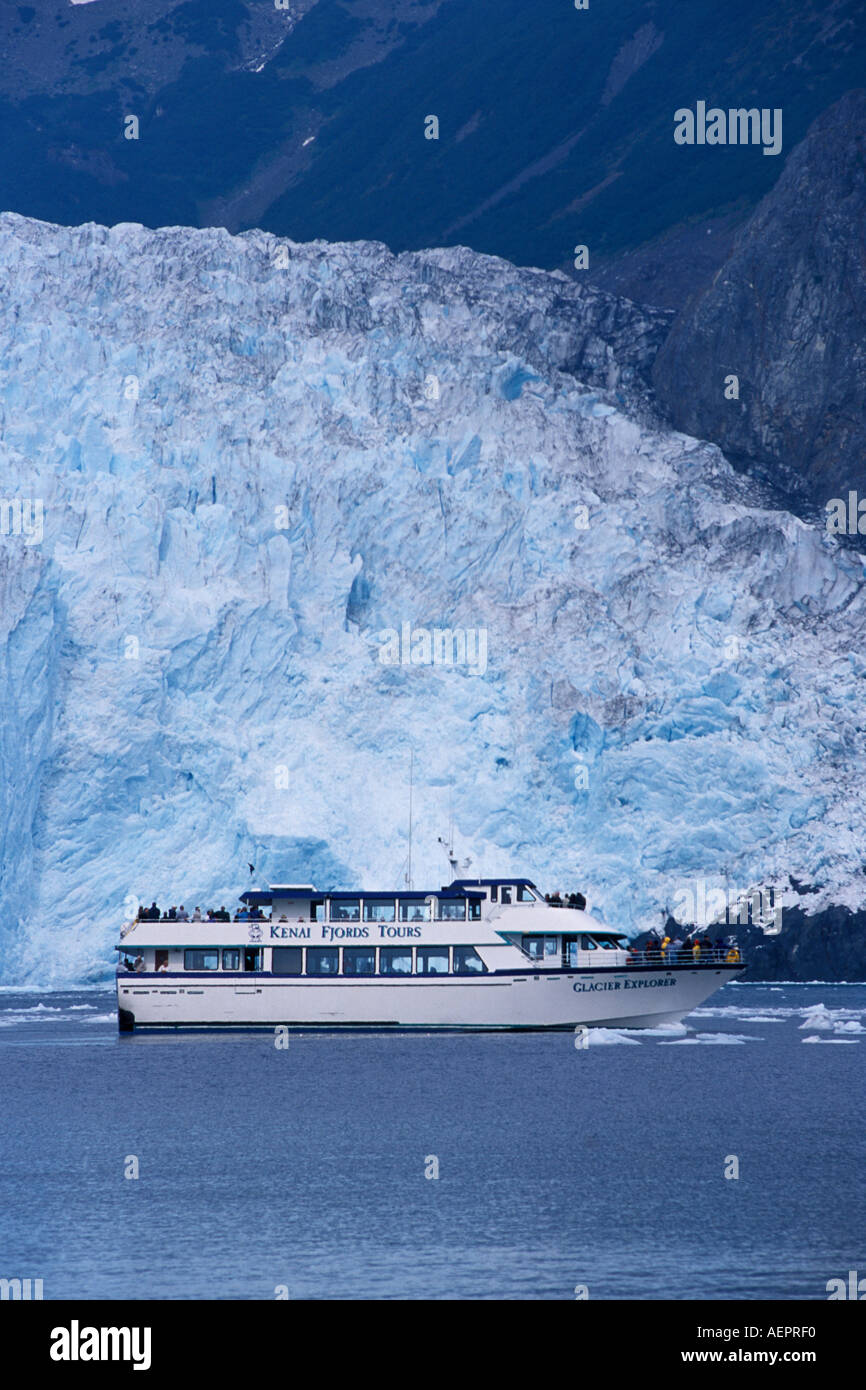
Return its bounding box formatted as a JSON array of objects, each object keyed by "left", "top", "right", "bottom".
[
  {"left": 579, "top": 935, "right": 598, "bottom": 950},
  {"left": 437, "top": 900, "right": 466, "bottom": 921},
  {"left": 522, "top": 935, "right": 544, "bottom": 960},
  {"left": 501, "top": 886, "right": 512, "bottom": 904},
  {"left": 342, "top": 946, "right": 376, "bottom": 976},
  {"left": 311, "top": 900, "right": 324, "bottom": 921},
  {"left": 468, "top": 897, "right": 482, "bottom": 921},
  {"left": 416, "top": 947, "right": 450, "bottom": 974},
  {"left": 272, "top": 947, "right": 303, "bottom": 976},
  {"left": 563, "top": 937, "right": 579, "bottom": 968},
  {"left": 517, "top": 885, "right": 536, "bottom": 902},
  {"left": 330, "top": 898, "right": 360, "bottom": 922},
  {"left": 490, "top": 885, "right": 498, "bottom": 902},
  {"left": 244, "top": 948, "right": 262, "bottom": 972},
  {"left": 306, "top": 947, "right": 340, "bottom": 976},
  {"left": 399, "top": 900, "right": 430, "bottom": 921},
  {"left": 544, "top": 936, "right": 559, "bottom": 957},
  {"left": 222, "top": 949, "right": 241, "bottom": 971},
  {"left": 184, "top": 949, "right": 219, "bottom": 971},
  {"left": 363, "top": 899, "right": 396, "bottom": 922},
  {"left": 453, "top": 946, "right": 487, "bottom": 974},
  {"left": 596, "top": 936, "right": 618, "bottom": 950},
  {"left": 379, "top": 947, "right": 413, "bottom": 975}
]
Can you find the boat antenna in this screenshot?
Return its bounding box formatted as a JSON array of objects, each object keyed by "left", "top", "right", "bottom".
[{"left": 405, "top": 749, "right": 414, "bottom": 889}]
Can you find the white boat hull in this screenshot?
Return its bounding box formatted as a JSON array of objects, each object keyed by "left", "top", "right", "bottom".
[{"left": 117, "top": 964, "right": 743, "bottom": 1032}]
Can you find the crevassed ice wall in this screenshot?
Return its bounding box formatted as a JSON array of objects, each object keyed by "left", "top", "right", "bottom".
[{"left": 0, "top": 214, "right": 863, "bottom": 984}]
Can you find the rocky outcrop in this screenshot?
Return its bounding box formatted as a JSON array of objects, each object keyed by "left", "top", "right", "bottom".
[
  {"left": 726, "top": 906, "right": 866, "bottom": 981},
  {"left": 644, "top": 904, "right": 866, "bottom": 981},
  {"left": 652, "top": 90, "right": 866, "bottom": 512}
]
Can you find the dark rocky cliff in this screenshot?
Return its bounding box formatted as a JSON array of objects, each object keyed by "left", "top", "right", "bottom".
[
  {"left": 724, "top": 906, "right": 866, "bottom": 982},
  {"left": 639, "top": 904, "right": 866, "bottom": 981},
  {"left": 651, "top": 90, "right": 866, "bottom": 513}
]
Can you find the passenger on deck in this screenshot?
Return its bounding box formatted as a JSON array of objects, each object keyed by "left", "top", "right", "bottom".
[
  {"left": 692, "top": 938, "right": 702, "bottom": 961},
  {"left": 156, "top": 959, "right": 168, "bottom": 973},
  {"left": 670, "top": 936, "right": 683, "bottom": 960},
  {"left": 219, "top": 906, "right": 230, "bottom": 922},
  {"left": 661, "top": 934, "right": 671, "bottom": 960},
  {"left": 192, "top": 906, "right": 202, "bottom": 922},
  {"left": 148, "top": 902, "right": 159, "bottom": 920},
  {"left": 176, "top": 906, "right": 189, "bottom": 922},
  {"left": 680, "top": 937, "right": 693, "bottom": 961},
  {"left": 726, "top": 945, "right": 741, "bottom": 963},
  {"left": 133, "top": 954, "right": 145, "bottom": 972}
]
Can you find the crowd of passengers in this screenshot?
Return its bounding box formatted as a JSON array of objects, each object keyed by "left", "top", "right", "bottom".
[
  {"left": 544, "top": 891, "right": 587, "bottom": 909},
  {"left": 628, "top": 934, "right": 740, "bottom": 963},
  {"left": 137, "top": 902, "right": 267, "bottom": 923}
]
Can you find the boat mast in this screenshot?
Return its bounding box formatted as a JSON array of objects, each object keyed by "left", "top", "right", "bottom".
[{"left": 406, "top": 750, "right": 414, "bottom": 889}]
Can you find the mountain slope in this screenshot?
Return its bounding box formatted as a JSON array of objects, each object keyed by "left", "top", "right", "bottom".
[
  {"left": 652, "top": 89, "right": 866, "bottom": 511},
  {"left": 1, "top": 1, "right": 864, "bottom": 306}
]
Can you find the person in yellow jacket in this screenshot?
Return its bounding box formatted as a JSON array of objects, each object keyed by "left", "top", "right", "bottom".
[
  {"left": 725, "top": 945, "right": 740, "bottom": 963},
  {"left": 692, "top": 937, "right": 702, "bottom": 961},
  {"left": 661, "top": 935, "right": 671, "bottom": 960}
]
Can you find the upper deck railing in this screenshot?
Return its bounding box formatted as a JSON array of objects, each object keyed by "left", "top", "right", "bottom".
[{"left": 626, "top": 947, "right": 742, "bottom": 967}]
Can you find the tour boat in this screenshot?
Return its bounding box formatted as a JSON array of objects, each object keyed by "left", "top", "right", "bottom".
[{"left": 114, "top": 878, "right": 744, "bottom": 1032}]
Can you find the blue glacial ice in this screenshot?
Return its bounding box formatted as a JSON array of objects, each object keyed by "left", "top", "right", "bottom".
[{"left": 0, "top": 214, "right": 864, "bottom": 984}]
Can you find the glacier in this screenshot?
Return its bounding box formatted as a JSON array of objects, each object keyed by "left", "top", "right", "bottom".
[{"left": 0, "top": 211, "right": 865, "bottom": 986}]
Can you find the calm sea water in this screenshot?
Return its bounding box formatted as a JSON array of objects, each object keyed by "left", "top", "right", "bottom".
[{"left": 1, "top": 982, "right": 863, "bottom": 1300}]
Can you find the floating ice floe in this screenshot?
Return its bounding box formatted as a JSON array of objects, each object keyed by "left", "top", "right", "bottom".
[
  {"left": 659, "top": 1032, "right": 764, "bottom": 1045},
  {"left": 798, "top": 1003, "right": 866, "bottom": 1036},
  {"left": 582, "top": 1027, "right": 642, "bottom": 1046},
  {"left": 640, "top": 1022, "right": 690, "bottom": 1038},
  {"left": 692, "top": 1005, "right": 789, "bottom": 1021},
  {"left": 802, "top": 1035, "right": 860, "bottom": 1044}
]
